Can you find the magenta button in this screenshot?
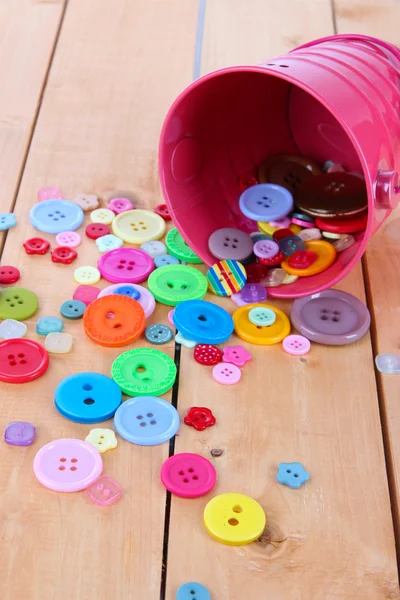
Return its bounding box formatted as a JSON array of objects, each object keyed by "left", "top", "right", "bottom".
[
  {"left": 98, "top": 248, "right": 154, "bottom": 284},
  {"left": 160, "top": 452, "right": 216, "bottom": 498}
]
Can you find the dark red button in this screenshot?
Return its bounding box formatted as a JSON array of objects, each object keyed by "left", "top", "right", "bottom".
[
  {"left": 23, "top": 237, "right": 50, "bottom": 255},
  {"left": 184, "top": 407, "right": 216, "bottom": 431},
  {"left": 315, "top": 213, "right": 368, "bottom": 234},
  {"left": 239, "top": 171, "right": 258, "bottom": 191},
  {"left": 0, "top": 339, "right": 49, "bottom": 383},
  {"left": 244, "top": 262, "right": 268, "bottom": 283},
  {"left": 0, "top": 266, "right": 20, "bottom": 284},
  {"left": 272, "top": 228, "right": 293, "bottom": 243},
  {"left": 288, "top": 250, "right": 318, "bottom": 269},
  {"left": 85, "top": 223, "right": 110, "bottom": 239},
  {"left": 154, "top": 204, "right": 171, "bottom": 221},
  {"left": 258, "top": 251, "right": 285, "bottom": 267},
  {"left": 193, "top": 344, "right": 222, "bottom": 366},
  {"left": 51, "top": 246, "right": 78, "bottom": 264}
]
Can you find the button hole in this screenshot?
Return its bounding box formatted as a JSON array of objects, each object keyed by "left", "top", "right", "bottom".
[
  {"left": 228, "top": 518, "right": 239, "bottom": 526},
  {"left": 83, "top": 398, "right": 95, "bottom": 405}
]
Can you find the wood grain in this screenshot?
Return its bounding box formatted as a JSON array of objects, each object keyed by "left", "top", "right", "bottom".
[
  {"left": 0, "top": 1, "right": 198, "bottom": 599},
  {"left": 165, "top": 2, "right": 400, "bottom": 598}
]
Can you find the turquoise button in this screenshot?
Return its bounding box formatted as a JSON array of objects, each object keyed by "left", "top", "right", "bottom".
[
  {"left": 36, "top": 316, "right": 64, "bottom": 335},
  {"left": 0, "top": 213, "right": 16, "bottom": 231},
  {"left": 60, "top": 299, "right": 86, "bottom": 319},
  {"left": 277, "top": 462, "right": 310, "bottom": 489},
  {"left": 176, "top": 582, "right": 210, "bottom": 600}
]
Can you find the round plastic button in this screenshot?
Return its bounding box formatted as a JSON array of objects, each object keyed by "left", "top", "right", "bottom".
[
  {"left": 30, "top": 200, "right": 84, "bottom": 234},
  {"left": 240, "top": 283, "right": 267, "bottom": 303},
  {"left": 176, "top": 583, "right": 210, "bottom": 600},
  {"left": 85, "top": 222, "right": 110, "bottom": 239},
  {"left": 154, "top": 203, "right": 171, "bottom": 220},
  {"left": 111, "top": 348, "right": 177, "bottom": 396},
  {"left": 55, "top": 372, "right": 122, "bottom": 423},
  {"left": 296, "top": 172, "right": 367, "bottom": 218},
  {"left": 154, "top": 253, "right": 180, "bottom": 268},
  {"left": 166, "top": 228, "right": 202, "bottom": 263},
  {"left": 90, "top": 208, "right": 115, "bottom": 225},
  {"left": 282, "top": 334, "right": 311, "bottom": 355},
  {"left": 33, "top": 439, "right": 103, "bottom": 492},
  {"left": 0, "top": 338, "right": 49, "bottom": 383},
  {"left": 140, "top": 240, "right": 166, "bottom": 259},
  {"left": 51, "top": 246, "right": 78, "bottom": 264},
  {"left": 253, "top": 239, "right": 279, "bottom": 260},
  {"left": 298, "top": 227, "right": 322, "bottom": 242},
  {"left": 112, "top": 209, "right": 166, "bottom": 244},
  {"left": 287, "top": 250, "right": 317, "bottom": 270},
  {"left": 0, "top": 287, "right": 38, "bottom": 321},
  {"left": 98, "top": 247, "right": 154, "bottom": 284},
  {"left": 114, "top": 396, "right": 179, "bottom": 445},
  {"left": 60, "top": 299, "right": 86, "bottom": 319},
  {"left": 258, "top": 153, "right": 321, "bottom": 193},
  {"left": 208, "top": 227, "right": 253, "bottom": 261},
  {"left": 160, "top": 453, "right": 216, "bottom": 498},
  {"left": 55, "top": 231, "right": 81, "bottom": 247},
  {"left": 248, "top": 306, "right": 276, "bottom": 326},
  {"left": 145, "top": 324, "right": 173, "bottom": 345},
  {"left": 74, "top": 266, "right": 101, "bottom": 285},
  {"left": 114, "top": 285, "right": 140, "bottom": 300},
  {"left": 0, "top": 266, "right": 20, "bottom": 284},
  {"left": 173, "top": 300, "right": 234, "bottom": 344},
  {"left": 281, "top": 240, "right": 336, "bottom": 277},
  {"left": 83, "top": 295, "right": 145, "bottom": 347},
  {"left": 98, "top": 283, "right": 155, "bottom": 318},
  {"left": 315, "top": 213, "right": 367, "bottom": 233},
  {"left": 73, "top": 285, "right": 100, "bottom": 306},
  {"left": 203, "top": 492, "right": 266, "bottom": 545},
  {"left": 239, "top": 183, "right": 293, "bottom": 222},
  {"left": 193, "top": 344, "right": 222, "bottom": 366},
  {"left": 212, "top": 362, "right": 241, "bottom": 385},
  {"left": 290, "top": 289, "right": 371, "bottom": 346},
  {"left": 148, "top": 264, "right": 208, "bottom": 306},
  {"left": 206, "top": 260, "right": 247, "bottom": 296},
  {"left": 23, "top": 237, "right": 50, "bottom": 255},
  {"left": 233, "top": 303, "right": 290, "bottom": 345},
  {"left": 333, "top": 233, "right": 355, "bottom": 252}
]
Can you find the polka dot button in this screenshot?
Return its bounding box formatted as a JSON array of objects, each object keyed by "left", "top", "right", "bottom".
[
  {"left": 60, "top": 299, "right": 87, "bottom": 319},
  {"left": 248, "top": 306, "right": 276, "bottom": 326},
  {"left": 74, "top": 266, "right": 101, "bottom": 285},
  {"left": 112, "top": 209, "right": 166, "bottom": 244},
  {"left": 114, "top": 396, "right": 179, "bottom": 446},
  {"left": 233, "top": 303, "right": 290, "bottom": 345},
  {"left": 203, "top": 492, "right": 266, "bottom": 545},
  {"left": 55, "top": 231, "right": 81, "bottom": 248},
  {"left": 239, "top": 183, "right": 294, "bottom": 222},
  {"left": 212, "top": 362, "right": 241, "bottom": 385},
  {"left": 98, "top": 248, "right": 154, "bottom": 284},
  {"left": 98, "top": 283, "right": 156, "bottom": 318},
  {"left": 30, "top": 200, "right": 84, "bottom": 234},
  {"left": 208, "top": 227, "right": 253, "bottom": 261},
  {"left": 145, "top": 324, "right": 173, "bottom": 345},
  {"left": 85, "top": 223, "right": 110, "bottom": 240},
  {"left": 33, "top": 439, "right": 103, "bottom": 492},
  {"left": 0, "top": 287, "right": 38, "bottom": 321},
  {"left": 111, "top": 348, "right": 177, "bottom": 396},
  {"left": 193, "top": 344, "right": 222, "bottom": 366},
  {"left": 0, "top": 266, "right": 20, "bottom": 284},
  {"left": 90, "top": 208, "right": 115, "bottom": 225},
  {"left": 160, "top": 453, "right": 216, "bottom": 498},
  {"left": 0, "top": 338, "right": 49, "bottom": 383},
  {"left": 282, "top": 334, "right": 310, "bottom": 356}
]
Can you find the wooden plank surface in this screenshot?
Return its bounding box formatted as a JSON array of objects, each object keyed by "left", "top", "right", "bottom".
[
  {"left": 165, "top": 2, "right": 400, "bottom": 599},
  {"left": 0, "top": 1, "right": 199, "bottom": 599}
]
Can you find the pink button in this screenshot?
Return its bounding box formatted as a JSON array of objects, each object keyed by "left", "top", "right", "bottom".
[
  {"left": 108, "top": 197, "right": 134, "bottom": 214},
  {"left": 160, "top": 453, "right": 216, "bottom": 498},
  {"left": 222, "top": 345, "right": 252, "bottom": 367},
  {"left": 168, "top": 309, "right": 175, "bottom": 325},
  {"left": 73, "top": 285, "right": 101, "bottom": 306},
  {"left": 55, "top": 231, "right": 81, "bottom": 248},
  {"left": 98, "top": 248, "right": 154, "bottom": 284},
  {"left": 282, "top": 334, "right": 311, "bottom": 356},
  {"left": 98, "top": 283, "right": 155, "bottom": 318},
  {"left": 253, "top": 239, "right": 279, "bottom": 260},
  {"left": 33, "top": 439, "right": 103, "bottom": 492},
  {"left": 212, "top": 362, "right": 241, "bottom": 385},
  {"left": 38, "top": 186, "right": 62, "bottom": 202},
  {"left": 291, "top": 217, "right": 314, "bottom": 229},
  {"left": 269, "top": 216, "right": 291, "bottom": 229},
  {"left": 86, "top": 476, "right": 121, "bottom": 506}
]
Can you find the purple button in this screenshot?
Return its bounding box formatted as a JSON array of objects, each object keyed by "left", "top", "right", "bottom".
[
  {"left": 240, "top": 283, "right": 267, "bottom": 303},
  {"left": 239, "top": 183, "right": 294, "bottom": 222},
  {"left": 208, "top": 228, "right": 253, "bottom": 261},
  {"left": 290, "top": 290, "right": 371, "bottom": 346},
  {"left": 253, "top": 239, "right": 279, "bottom": 260},
  {"left": 5, "top": 421, "right": 36, "bottom": 446}
]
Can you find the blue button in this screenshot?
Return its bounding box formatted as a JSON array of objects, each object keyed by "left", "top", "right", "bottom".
[
  {"left": 0, "top": 213, "right": 16, "bottom": 231},
  {"left": 276, "top": 462, "right": 310, "bottom": 489},
  {"left": 114, "top": 396, "right": 179, "bottom": 446},
  {"left": 177, "top": 583, "right": 211, "bottom": 600},
  {"left": 36, "top": 316, "right": 64, "bottom": 335},
  {"left": 173, "top": 300, "right": 234, "bottom": 344},
  {"left": 55, "top": 372, "right": 122, "bottom": 424},
  {"left": 30, "top": 200, "right": 84, "bottom": 234},
  {"left": 145, "top": 324, "right": 173, "bottom": 345},
  {"left": 60, "top": 299, "right": 86, "bottom": 319},
  {"left": 239, "top": 183, "right": 293, "bottom": 222},
  {"left": 154, "top": 253, "right": 180, "bottom": 268},
  {"left": 96, "top": 234, "right": 123, "bottom": 252},
  {"left": 114, "top": 285, "right": 141, "bottom": 300},
  {"left": 278, "top": 235, "right": 306, "bottom": 256}
]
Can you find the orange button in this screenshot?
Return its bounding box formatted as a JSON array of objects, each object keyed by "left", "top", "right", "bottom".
[
  {"left": 281, "top": 240, "right": 336, "bottom": 277},
  {"left": 83, "top": 295, "right": 145, "bottom": 347}
]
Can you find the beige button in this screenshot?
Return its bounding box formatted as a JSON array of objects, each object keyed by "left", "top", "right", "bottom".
[
  {"left": 45, "top": 332, "right": 73, "bottom": 354},
  {"left": 73, "top": 194, "right": 99, "bottom": 212}
]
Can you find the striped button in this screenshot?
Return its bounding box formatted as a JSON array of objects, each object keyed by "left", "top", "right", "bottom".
[{"left": 206, "top": 259, "right": 247, "bottom": 296}]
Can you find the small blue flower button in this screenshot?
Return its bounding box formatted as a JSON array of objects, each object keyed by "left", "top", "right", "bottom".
[
  {"left": 277, "top": 462, "right": 310, "bottom": 489},
  {"left": 0, "top": 213, "right": 16, "bottom": 231}
]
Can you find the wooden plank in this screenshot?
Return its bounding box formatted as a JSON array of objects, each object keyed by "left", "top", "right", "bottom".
[
  {"left": 166, "top": 1, "right": 400, "bottom": 598},
  {"left": 334, "top": 0, "right": 400, "bottom": 551},
  {"left": 0, "top": 1, "right": 199, "bottom": 599}
]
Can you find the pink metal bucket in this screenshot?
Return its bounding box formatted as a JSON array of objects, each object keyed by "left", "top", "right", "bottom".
[{"left": 159, "top": 34, "right": 400, "bottom": 298}]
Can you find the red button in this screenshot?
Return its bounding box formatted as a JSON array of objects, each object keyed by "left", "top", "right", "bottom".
[
  {"left": 193, "top": 344, "right": 222, "bottom": 366},
  {"left": 315, "top": 213, "right": 368, "bottom": 234},
  {"left": 288, "top": 250, "right": 318, "bottom": 269},
  {"left": 0, "top": 266, "right": 20, "bottom": 284},
  {"left": 154, "top": 204, "right": 171, "bottom": 221},
  {"left": 0, "top": 339, "right": 49, "bottom": 383},
  {"left": 51, "top": 246, "right": 78, "bottom": 264},
  {"left": 272, "top": 228, "right": 293, "bottom": 243},
  {"left": 258, "top": 251, "right": 285, "bottom": 267},
  {"left": 239, "top": 172, "right": 258, "bottom": 191},
  {"left": 184, "top": 407, "right": 216, "bottom": 431},
  {"left": 85, "top": 223, "right": 110, "bottom": 239},
  {"left": 23, "top": 237, "right": 50, "bottom": 255},
  {"left": 244, "top": 262, "right": 268, "bottom": 283}
]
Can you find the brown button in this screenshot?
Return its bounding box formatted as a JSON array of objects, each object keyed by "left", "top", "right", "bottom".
[
  {"left": 295, "top": 172, "right": 367, "bottom": 218},
  {"left": 258, "top": 153, "right": 321, "bottom": 194}
]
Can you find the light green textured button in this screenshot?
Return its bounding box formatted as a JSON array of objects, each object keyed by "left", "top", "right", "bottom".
[
  {"left": 165, "top": 228, "right": 203, "bottom": 263},
  {"left": 111, "top": 348, "right": 177, "bottom": 396},
  {"left": 147, "top": 264, "right": 207, "bottom": 306},
  {"left": 0, "top": 287, "right": 38, "bottom": 321}
]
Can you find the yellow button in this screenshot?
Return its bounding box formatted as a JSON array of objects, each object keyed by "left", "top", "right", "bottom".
[
  {"left": 44, "top": 332, "right": 73, "bottom": 354},
  {"left": 90, "top": 208, "right": 115, "bottom": 225},
  {"left": 204, "top": 492, "right": 266, "bottom": 546},
  {"left": 281, "top": 239, "right": 336, "bottom": 277},
  {"left": 233, "top": 303, "right": 290, "bottom": 345},
  {"left": 282, "top": 273, "right": 298, "bottom": 284},
  {"left": 85, "top": 428, "right": 118, "bottom": 453},
  {"left": 112, "top": 209, "right": 166, "bottom": 244},
  {"left": 74, "top": 265, "right": 101, "bottom": 285},
  {"left": 257, "top": 221, "right": 301, "bottom": 236}
]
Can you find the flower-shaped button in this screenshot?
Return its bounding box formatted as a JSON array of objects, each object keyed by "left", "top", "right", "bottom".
[
  {"left": 0, "top": 319, "right": 27, "bottom": 339},
  {"left": 145, "top": 324, "right": 173, "bottom": 345},
  {"left": 111, "top": 348, "right": 177, "bottom": 397},
  {"left": 0, "top": 213, "right": 16, "bottom": 231},
  {"left": 60, "top": 299, "right": 87, "bottom": 319},
  {"left": 222, "top": 345, "right": 251, "bottom": 367},
  {"left": 36, "top": 316, "right": 64, "bottom": 335},
  {"left": 73, "top": 194, "right": 99, "bottom": 211},
  {"left": 55, "top": 231, "right": 81, "bottom": 248},
  {"left": 95, "top": 234, "right": 123, "bottom": 252},
  {"left": 176, "top": 582, "right": 210, "bottom": 600},
  {"left": 37, "top": 186, "right": 62, "bottom": 202},
  {"left": 90, "top": 208, "right": 115, "bottom": 225},
  {"left": 212, "top": 362, "right": 241, "bottom": 385},
  {"left": 277, "top": 462, "right": 310, "bottom": 489},
  {"left": 154, "top": 203, "right": 171, "bottom": 220},
  {"left": 287, "top": 250, "right": 317, "bottom": 269},
  {"left": 74, "top": 266, "right": 101, "bottom": 285},
  {"left": 240, "top": 283, "right": 267, "bottom": 303},
  {"left": 5, "top": 421, "right": 35, "bottom": 446},
  {"left": 45, "top": 332, "right": 73, "bottom": 354},
  {"left": 23, "top": 237, "right": 50, "bottom": 255},
  {"left": 73, "top": 285, "right": 100, "bottom": 306},
  {"left": 85, "top": 428, "right": 118, "bottom": 453},
  {"left": 160, "top": 453, "right": 216, "bottom": 498},
  {"left": 108, "top": 197, "right": 134, "bottom": 214},
  {"left": 51, "top": 246, "right": 78, "bottom": 264},
  {"left": 141, "top": 240, "right": 166, "bottom": 259},
  {"left": 193, "top": 344, "right": 222, "bottom": 366},
  {"left": 86, "top": 223, "right": 110, "bottom": 240},
  {"left": 175, "top": 331, "right": 197, "bottom": 348},
  {"left": 184, "top": 407, "right": 216, "bottom": 431},
  {"left": 0, "top": 266, "right": 20, "bottom": 284},
  {"left": 86, "top": 476, "right": 121, "bottom": 506}
]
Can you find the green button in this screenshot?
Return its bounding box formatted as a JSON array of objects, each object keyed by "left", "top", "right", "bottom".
[
  {"left": 0, "top": 287, "right": 39, "bottom": 321},
  {"left": 248, "top": 306, "right": 276, "bottom": 326},
  {"left": 165, "top": 228, "right": 203, "bottom": 263},
  {"left": 147, "top": 264, "right": 207, "bottom": 306},
  {"left": 111, "top": 348, "right": 177, "bottom": 396}
]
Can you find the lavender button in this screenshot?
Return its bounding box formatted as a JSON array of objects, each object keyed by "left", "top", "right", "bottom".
[
  {"left": 5, "top": 421, "right": 36, "bottom": 446},
  {"left": 208, "top": 227, "right": 253, "bottom": 261},
  {"left": 240, "top": 283, "right": 267, "bottom": 303},
  {"left": 290, "top": 290, "right": 370, "bottom": 346},
  {"left": 239, "top": 183, "right": 294, "bottom": 222},
  {"left": 253, "top": 239, "right": 279, "bottom": 259}
]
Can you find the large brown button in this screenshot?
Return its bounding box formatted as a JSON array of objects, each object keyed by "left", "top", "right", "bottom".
[
  {"left": 295, "top": 172, "right": 367, "bottom": 218},
  {"left": 258, "top": 153, "right": 321, "bottom": 194}
]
